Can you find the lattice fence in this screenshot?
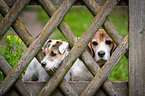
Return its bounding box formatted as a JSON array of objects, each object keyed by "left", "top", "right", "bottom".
[{"left": 0, "top": 0, "right": 144, "bottom": 96}]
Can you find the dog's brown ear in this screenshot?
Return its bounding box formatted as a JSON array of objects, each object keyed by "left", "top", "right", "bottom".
[
  {"left": 111, "top": 42, "right": 117, "bottom": 55},
  {"left": 88, "top": 42, "right": 95, "bottom": 57}
]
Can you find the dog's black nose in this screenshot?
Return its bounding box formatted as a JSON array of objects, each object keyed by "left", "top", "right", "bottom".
[
  {"left": 41, "top": 62, "right": 46, "bottom": 67},
  {"left": 98, "top": 51, "right": 105, "bottom": 57}
]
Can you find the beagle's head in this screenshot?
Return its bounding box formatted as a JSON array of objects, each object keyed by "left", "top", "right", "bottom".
[
  {"left": 90, "top": 29, "right": 116, "bottom": 66},
  {"left": 41, "top": 39, "right": 69, "bottom": 71}
]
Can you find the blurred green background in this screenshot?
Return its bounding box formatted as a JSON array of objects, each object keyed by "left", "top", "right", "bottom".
[{"left": 37, "top": 6, "right": 128, "bottom": 81}]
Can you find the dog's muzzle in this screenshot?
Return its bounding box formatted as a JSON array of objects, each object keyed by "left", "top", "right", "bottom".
[{"left": 98, "top": 51, "right": 105, "bottom": 57}]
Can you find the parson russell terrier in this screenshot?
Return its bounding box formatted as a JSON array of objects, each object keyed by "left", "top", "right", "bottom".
[
  {"left": 24, "top": 29, "right": 116, "bottom": 81},
  {"left": 24, "top": 39, "right": 93, "bottom": 81}
]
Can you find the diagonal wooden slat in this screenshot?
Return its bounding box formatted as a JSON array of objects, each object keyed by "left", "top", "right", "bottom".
[
  {"left": 0, "top": 54, "right": 32, "bottom": 96},
  {"left": 38, "top": 0, "right": 118, "bottom": 95},
  {"left": 38, "top": 0, "right": 123, "bottom": 95},
  {"left": 81, "top": 35, "right": 128, "bottom": 96},
  {"left": 81, "top": 0, "right": 123, "bottom": 46},
  {"left": 38, "top": 0, "right": 77, "bottom": 45},
  {"left": 0, "top": 0, "right": 30, "bottom": 40},
  {"left": 0, "top": 1, "right": 43, "bottom": 62},
  {"left": 0, "top": 1, "right": 78, "bottom": 95},
  {"left": 80, "top": 51, "right": 123, "bottom": 96},
  {"left": 0, "top": 0, "right": 33, "bottom": 47},
  {"left": 0, "top": 0, "right": 76, "bottom": 95},
  {"left": 81, "top": 0, "right": 129, "bottom": 58}
]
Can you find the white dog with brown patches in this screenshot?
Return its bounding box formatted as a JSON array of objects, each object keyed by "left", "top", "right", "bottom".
[
  {"left": 24, "top": 39, "right": 93, "bottom": 81},
  {"left": 89, "top": 29, "right": 116, "bottom": 67}
]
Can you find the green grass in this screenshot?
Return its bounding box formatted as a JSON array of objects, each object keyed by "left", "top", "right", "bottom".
[{"left": 37, "top": 6, "right": 128, "bottom": 81}]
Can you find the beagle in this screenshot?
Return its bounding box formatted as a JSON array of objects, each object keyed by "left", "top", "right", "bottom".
[
  {"left": 89, "top": 29, "right": 116, "bottom": 67},
  {"left": 24, "top": 39, "right": 93, "bottom": 81}
]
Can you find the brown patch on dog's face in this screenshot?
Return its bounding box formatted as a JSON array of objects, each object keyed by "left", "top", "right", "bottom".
[
  {"left": 49, "top": 48, "right": 63, "bottom": 61},
  {"left": 46, "top": 41, "right": 64, "bottom": 61},
  {"left": 90, "top": 29, "right": 113, "bottom": 52},
  {"left": 43, "top": 40, "right": 52, "bottom": 56}
]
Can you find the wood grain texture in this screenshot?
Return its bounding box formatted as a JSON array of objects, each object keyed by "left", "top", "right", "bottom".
[
  {"left": 3, "top": 0, "right": 128, "bottom": 6},
  {"left": 0, "top": 0, "right": 33, "bottom": 47},
  {"left": 1, "top": 81, "right": 128, "bottom": 96},
  {"left": 129, "top": 0, "right": 145, "bottom": 95},
  {"left": 0, "top": 0, "right": 31, "bottom": 40},
  {"left": 0, "top": 0, "right": 44, "bottom": 62},
  {"left": 0, "top": 55, "right": 32, "bottom": 96}
]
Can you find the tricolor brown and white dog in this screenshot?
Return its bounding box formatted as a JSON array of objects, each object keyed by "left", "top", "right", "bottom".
[
  {"left": 89, "top": 29, "right": 116, "bottom": 67},
  {"left": 24, "top": 39, "right": 93, "bottom": 81}
]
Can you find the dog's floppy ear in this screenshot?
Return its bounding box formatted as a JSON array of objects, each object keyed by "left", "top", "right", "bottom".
[
  {"left": 111, "top": 42, "right": 117, "bottom": 55},
  {"left": 88, "top": 42, "right": 95, "bottom": 57},
  {"left": 59, "top": 41, "right": 68, "bottom": 54}
]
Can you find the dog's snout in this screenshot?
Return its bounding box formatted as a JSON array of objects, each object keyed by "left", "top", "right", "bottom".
[
  {"left": 41, "top": 62, "right": 47, "bottom": 67},
  {"left": 98, "top": 51, "right": 105, "bottom": 57}
]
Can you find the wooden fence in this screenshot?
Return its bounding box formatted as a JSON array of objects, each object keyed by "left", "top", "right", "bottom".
[{"left": 0, "top": 0, "right": 144, "bottom": 96}]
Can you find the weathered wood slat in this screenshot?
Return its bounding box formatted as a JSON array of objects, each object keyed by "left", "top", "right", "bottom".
[
  {"left": 0, "top": 0, "right": 44, "bottom": 62},
  {"left": 0, "top": 1, "right": 78, "bottom": 95},
  {"left": 38, "top": 0, "right": 118, "bottom": 95},
  {"left": 3, "top": 0, "right": 128, "bottom": 6},
  {"left": 0, "top": 0, "right": 33, "bottom": 47},
  {"left": 0, "top": 0, "right": 31, "bottom": 40},
  {"left": 81, "top": 0, "right": 123, "bottom": 45},
  {"left": 81, "top": 35, "right": 128, "bottom": 96},
  {"left": 129, "top": 0, "right": 145, "bottom": 95},
  {"left": 3, "top": 81, "right": 128, "bottom": 96},
  {"left": 0, "top": 0, "right": 76, "bottom": 95},
  {"left": 0, "top": 54, "right": 32, "bottom": 96}
]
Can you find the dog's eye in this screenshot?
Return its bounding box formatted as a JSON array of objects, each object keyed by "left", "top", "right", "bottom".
[
  {"left": 92, "top": 41, "right": 98, "bottom": 46},
  {"left": 48, "top": 40, "right": 52, "bottom": 42},
  {"left": 50, "top": 51, "right": 57, "bottom": 56},
  {"left": 43, "top": 52, "right": 46, "bottom": 56},
  {"left": 105, "top": 40, "right": 112, "bottom": 45}
]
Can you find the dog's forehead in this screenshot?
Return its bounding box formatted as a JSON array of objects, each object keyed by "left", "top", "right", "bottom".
[
  {"left": 49, "top": 40, "right": 62, "bottom": 50},
  {"left": 92, "top": 30, "right": 112, "bottom": 42}
]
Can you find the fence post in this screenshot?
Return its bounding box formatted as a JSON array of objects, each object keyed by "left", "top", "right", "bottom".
[{"left": 129, "top": 0, "right": 145, "bottom": 95}]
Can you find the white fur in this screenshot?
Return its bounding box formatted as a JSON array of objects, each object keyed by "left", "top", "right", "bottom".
[
  {"left": 24, "top": 58, "right": 50, "bottom": 81},
  {"left": 70, "top": 59, "right": 93, "bottom": 81}
]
